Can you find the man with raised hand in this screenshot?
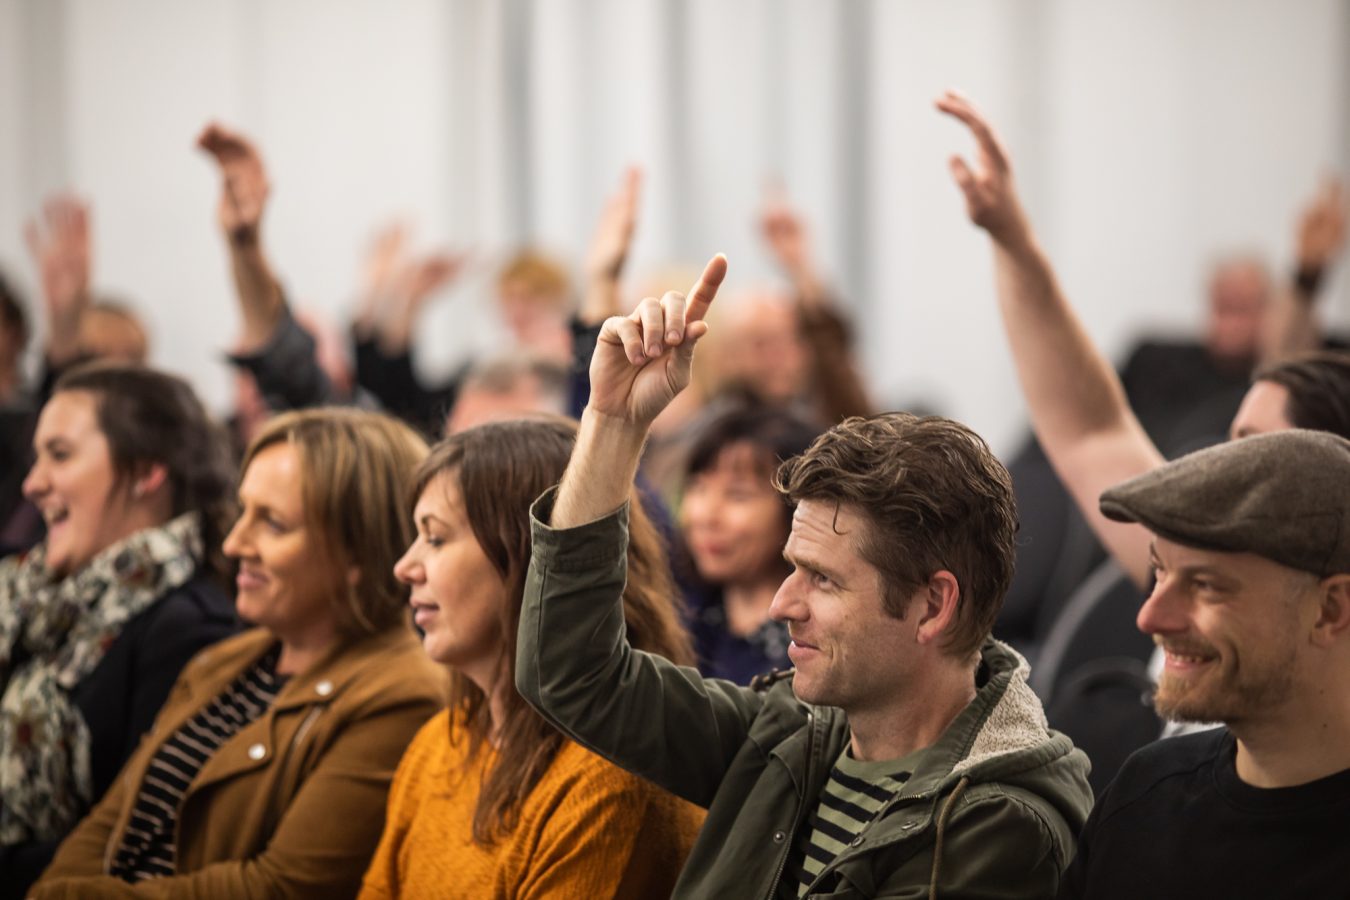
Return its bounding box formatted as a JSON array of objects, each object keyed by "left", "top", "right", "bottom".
[
  {"left": 1059, "top": 430, "right": 1350, "bottom": 898},
  {"left": 518, "top": 255, "right": 1091, "bottom": 898}
]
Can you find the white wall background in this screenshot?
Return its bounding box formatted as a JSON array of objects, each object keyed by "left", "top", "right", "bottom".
[{"left": 2, "top": 0, "right": 1347, "bottom": 453}]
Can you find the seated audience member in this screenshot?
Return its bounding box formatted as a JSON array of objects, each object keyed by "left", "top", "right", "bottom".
[
  {"left": 716, "top": 191, "right": 871, "bottom": 424},
  {"left": 1060, "top": 431, "right": 1350, "bottom": 898},
  {"left": 0, "top": 365, "right": 237, "bottom": 898},
  {"left": 678, "top": 403, "right": 821, "bottom": 683},
  {"left": 34, "top": 408, "right": 444, "bottom": 899},
  {"left": 517, "top": 257, "right": 1092, "bottom": 898},
  {"left": 197, "top": 124, "right": 349, "bottom": 413},
  {"left": 0, "top": 273, "right": 37, "bottom": 554},
  {"left": 0, "top": 272, "right": 29, "bottom": 407},
  {"left": 350, "top": 238, "right": 575, "bottom": 434},
  {"left": 442, "top": 354, "right": 569, "bottom": 435},
  {"left": 25, "top": 197, "right": 150, "bottom": 389},
  {"left": 936, "top": 90, "right": 1350, "bottom": 591},
  {"left": 360, "top": 417, "right": 703, "bottom": 899}
]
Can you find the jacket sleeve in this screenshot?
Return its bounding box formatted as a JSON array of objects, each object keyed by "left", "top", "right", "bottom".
[
  {"left": 516, "top": 487, "right": 767, "bottom": 809},
  {"left": 226, "top": 303, "right": 336, "bottom": 411},
  {"left": 34, "top": 689, "right": 441, "bottom": 900}
]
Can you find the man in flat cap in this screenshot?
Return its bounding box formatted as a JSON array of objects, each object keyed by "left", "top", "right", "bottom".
[{"left": 1059, "top": 429, "right": 1350, "bottom": 899}]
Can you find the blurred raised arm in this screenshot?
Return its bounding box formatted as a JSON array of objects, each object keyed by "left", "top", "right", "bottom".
[
  {"left": 1262, "top": 175, "right": 1347, "bottom": 362},
  {"left": 937, "top": 89, "right": 1161, "bottom": 588}
]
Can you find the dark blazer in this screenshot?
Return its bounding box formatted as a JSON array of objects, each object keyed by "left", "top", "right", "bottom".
[{"left": 0, "top": 574, "right": 237, "bottom": 899}]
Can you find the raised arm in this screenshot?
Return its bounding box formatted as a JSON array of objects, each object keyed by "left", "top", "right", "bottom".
[
  {"left": 520, "top": 256, "right": 779, "bottom": 807},
  {"left": 25, "top": 195, "right": 92, "bottom": 369},
  {"left": 1261, "top": 175, "right": 1347, "bottom": 362},
  {"left": 760, "top": 187, "right": 872, "bottom": 421},
  {"left": 579, "top": 167, "right": 642, "bottom": 326},
  {"left": 552, "top": 253, "right": 727, "bottom": 528},
  {"left": 196, "top": 123, "right": 283, "bottom": 353},
  {"left": 936, "top": 90, "right": 1161, "bottom": 588}
]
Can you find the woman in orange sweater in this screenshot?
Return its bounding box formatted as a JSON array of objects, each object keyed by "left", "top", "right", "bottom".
[{"left": 359, "top": 416, "right": 703, "bottom": 900}]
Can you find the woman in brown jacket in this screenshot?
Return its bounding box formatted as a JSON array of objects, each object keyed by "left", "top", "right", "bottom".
[{"left": 33, "top": 408, "right": 446, "bottom": 899}]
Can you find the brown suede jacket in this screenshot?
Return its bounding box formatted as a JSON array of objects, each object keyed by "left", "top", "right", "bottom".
[{"left": 33, "top": 625, "right": 445, "bottom": 899}]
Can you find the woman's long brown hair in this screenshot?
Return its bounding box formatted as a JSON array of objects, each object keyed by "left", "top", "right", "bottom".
[{"left": 411, "top": 415, "right": 693, "bottom": 845}]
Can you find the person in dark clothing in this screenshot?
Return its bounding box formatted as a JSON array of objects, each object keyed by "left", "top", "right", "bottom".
[
  {"left": 677, "top": 402, "right": 820, "bottom": 683},
  {"left": 1060, "top": 430, "right": 1350, "bottom": 900},
  {"left": 0, "top": 364, "right": 238, "bottom": 898}
]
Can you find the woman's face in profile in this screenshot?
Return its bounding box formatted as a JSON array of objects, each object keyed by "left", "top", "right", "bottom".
[
  {"left": 224, "top": 442, "right": 336, "bottom": 638},
  {"left": 395, "top": 471, "right": 508, "bottom": 686},
  {"left": 24, "top": 390, "right": 134, "bottom": 579},
  {"left": 680, "top": 441, "right": 790, "bottom": 587}
]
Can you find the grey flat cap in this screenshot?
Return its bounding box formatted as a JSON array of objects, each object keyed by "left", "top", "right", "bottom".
[{"left": 1099, "top": 429, "right": 1350, "bottom": 578}]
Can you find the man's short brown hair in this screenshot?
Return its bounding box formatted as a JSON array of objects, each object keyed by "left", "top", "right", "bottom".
[{"left": 775, "top": 413, "right": 1017, "bottom": 660}]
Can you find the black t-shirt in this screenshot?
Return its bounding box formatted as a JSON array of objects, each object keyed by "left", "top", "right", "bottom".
[{"left": 1060, "top": 728, "right": 1350, "bottom": 899}]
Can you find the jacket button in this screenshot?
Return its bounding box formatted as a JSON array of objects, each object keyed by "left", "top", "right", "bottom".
[
  {"left": 315, "top": 680, "right": 333, "bottom": 697},
  {"left": 850, "top": 836, "right": 864, "bottom": 847},
  {"left": 773, "top": 831, "right": 787, "bottom": 843},
  {"left": 248, "top": 743, "right": 266, "bottom": 761}
]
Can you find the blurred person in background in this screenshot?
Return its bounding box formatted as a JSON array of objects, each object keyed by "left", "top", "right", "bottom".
[
  {"left": 34, "top": 408, "right": 444, "bottom": 898},
  {"left": 677, "top": 402, "right": 820, "bottom": 683},
  {"left": 0, "top": 364, "right": 237, "bottom": 899},
  {"left": 361, "top": 417, "right": 702, "bottom": 899}
]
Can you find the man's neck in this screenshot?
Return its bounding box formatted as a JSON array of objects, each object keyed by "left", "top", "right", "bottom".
[
  {"left": 846, "top": 662, "right": 977, "bottom": 762},
  {"left": 1231, "top": 690, "right": 1350, "bottom": 788}
]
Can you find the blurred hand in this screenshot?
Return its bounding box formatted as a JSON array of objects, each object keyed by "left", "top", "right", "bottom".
[
  {"left": 586, "top": 167, "right": 642, "bottom": 282},
  {"left": 589, "top": 253, "right": 727, "bottom": 425},
  {"left": 760, "top": 185, "right": 812, "bottom": 277},
  {"left": 25, "top": 195, "right": 92, "bottom": 361},
  {"left": 401, "top": 251, "right": 467, "bottom": 312},
  {"left": 1296, "top": 175, "right": 1347, "bottom": 273},
  {"left": 361, "top": 222, "right": 410, "bottom": 303},
  {"left": 197, "top": 122, "right": 270, "bottom": 246},
  {"left": 935, "top": 89, "right": 1031, "bottom": 248}
]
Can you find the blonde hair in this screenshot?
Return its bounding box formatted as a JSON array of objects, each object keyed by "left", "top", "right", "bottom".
[
  {"left": 496, "top": 250, "right": 570, "bottom": 307},
  {"left": 242, "top": 408, "right": 429, "bottom": 638}
]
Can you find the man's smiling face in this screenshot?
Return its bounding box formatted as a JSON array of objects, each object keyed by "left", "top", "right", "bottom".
[
  {"left": 769, "top": 498, "right": 918, "bottom": 715},
  {"left": 1140, "top": 537, "right": 1318, "bottom": 726}
]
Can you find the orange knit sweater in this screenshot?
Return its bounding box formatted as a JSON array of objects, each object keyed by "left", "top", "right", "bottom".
[{"left": 359, "top": 709, "right": 705, "bottom": 899}]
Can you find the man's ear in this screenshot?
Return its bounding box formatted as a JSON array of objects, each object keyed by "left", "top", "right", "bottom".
[
  {"left": 1310, "top": 574, "right": 1350, "bottom": 646},
  {"left": 914, "top": 570, "right": 960, "bottom": 646}
]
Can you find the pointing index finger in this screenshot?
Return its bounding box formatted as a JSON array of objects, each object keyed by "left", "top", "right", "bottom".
[{"left": 685, "top": 253, "right": 728, "bottom": 326}]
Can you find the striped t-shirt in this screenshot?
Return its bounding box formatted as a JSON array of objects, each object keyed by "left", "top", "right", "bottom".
[
  {"left": 110, "top": 647, "right": 289, "bottom": 883},
  {"left": 792, "top": 746, "right": 917, "bottom": 897}
]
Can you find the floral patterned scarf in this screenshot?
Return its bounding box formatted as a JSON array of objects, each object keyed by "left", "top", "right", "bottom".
[{"left": 0, "top": 512, "right": 202, "bottom": 844}]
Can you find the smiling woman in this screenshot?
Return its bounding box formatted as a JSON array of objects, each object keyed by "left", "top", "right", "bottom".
[
  {"left": 0, "top": 364, "right": 238, "bottom": 899},
  {"left": 33, "top": 407, "right": 446, "bottom": 900},
  {"left": 360, "top": 415, "right": 704, "bottom": 900}
]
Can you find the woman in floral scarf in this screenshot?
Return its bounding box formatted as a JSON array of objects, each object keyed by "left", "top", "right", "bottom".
[{"left": 0, "top": 364, "right": 237, "bottom": 898}]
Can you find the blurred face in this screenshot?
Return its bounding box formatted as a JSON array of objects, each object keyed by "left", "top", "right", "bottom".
[
  {"left": 1229, "top": 380, "right": 1294, "bottom": 440},
  {"left": 395, "top": 471, "right": 507, "bottom": 687},
  {"left": 724, "top": 295, "right": 809, "bottom": 404},
  {"left": 23, "top": 391, "right": 136, "bottom": 579},
  {"left": 1205, "top": 261, "right": 1269, "bottom": 363},
  {"left": 224, "top": 443, "right": 338, "bottom": 641},
  {"left": 769, "top": 499, "right": 914, "bottom": 713},
  {"left": 444, "top": 375, "right": 553, "bottom": 435},
  {"left": 1138, "top": 537, "right": 1316, "bottom": 725},
  {"left": 497, "top": 279, "right": 570, "bottom": 361},
  {"left": 680, "top": 442, "right": 790, "bottom": 586},
  {"left": 77, "top": 307, "right": 147, "bottom": 364}
]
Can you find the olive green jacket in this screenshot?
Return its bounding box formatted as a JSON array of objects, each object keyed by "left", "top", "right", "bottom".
[{"left": 518, "top": 490, "right": 1093, "bottom": 899}]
